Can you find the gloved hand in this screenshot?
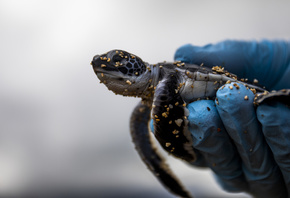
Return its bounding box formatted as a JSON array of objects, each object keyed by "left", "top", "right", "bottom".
[{"left": 174, "top": 40, "right": 290, "bottom": 198}]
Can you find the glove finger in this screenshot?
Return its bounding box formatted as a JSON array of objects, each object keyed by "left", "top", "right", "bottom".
[
  {"left": 174, "top": 40, "right": 290, "bottom": 90},
  {"left": 216, "top": 83, "right": 287, "bottom": 198},
  {"left": 187, "top": 100, "right": 249, "bottom": 192},
  {"left": 257, "top": 101, "right": 290, "bottom": 195}
]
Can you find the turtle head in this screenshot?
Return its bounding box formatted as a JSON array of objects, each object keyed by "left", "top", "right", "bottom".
[{"left": 91, "top": 50, "right": 153, "bottom": 97}]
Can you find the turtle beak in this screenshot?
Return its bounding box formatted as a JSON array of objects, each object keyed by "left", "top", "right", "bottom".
[
  {"left": 91, "top": 53, "right": 118, "bottom": 74},
  {"left": 91, "top": 55, "right": 100, "bottom": 70},
  {"left": 91, "top": 54, "right": 107, "bottom": 72}
]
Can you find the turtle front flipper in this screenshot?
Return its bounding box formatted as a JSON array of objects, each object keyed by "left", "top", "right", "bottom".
[
  {"left": 152, "top": 73, "right": 196, "bottom": 162},
  {"left": 130, "top": 102, "right": 193, "bottom": 198}
]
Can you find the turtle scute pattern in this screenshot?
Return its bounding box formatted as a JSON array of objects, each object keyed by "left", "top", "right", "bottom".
[{"left": 112, "top": 50, "right": 146, "bottom": 76}]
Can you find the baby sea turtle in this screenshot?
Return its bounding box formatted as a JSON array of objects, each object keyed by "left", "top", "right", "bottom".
[{"left": 91, "top": 50, "right": 289, "bottom": 198}]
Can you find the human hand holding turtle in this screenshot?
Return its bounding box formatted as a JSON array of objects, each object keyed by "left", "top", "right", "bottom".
[
  {"left": 174, "top": 40, "right": 290, "bottom": 197},
  {"left": 91, "top": 40, "right": 290, "bottom": 198}
]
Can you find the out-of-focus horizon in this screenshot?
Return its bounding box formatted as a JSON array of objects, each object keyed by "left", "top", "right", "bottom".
[{"left": 0, "top": 0, "right": 289, "bottom": 197}]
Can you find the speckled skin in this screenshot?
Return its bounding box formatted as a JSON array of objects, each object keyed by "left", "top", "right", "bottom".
[{"left": 91, "top": 50, "right": 289, "bottom": 198}]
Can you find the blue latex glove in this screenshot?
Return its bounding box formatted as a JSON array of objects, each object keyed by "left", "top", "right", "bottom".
[{"left": 174, "top": 40, "right": 290, "bottom": 197}]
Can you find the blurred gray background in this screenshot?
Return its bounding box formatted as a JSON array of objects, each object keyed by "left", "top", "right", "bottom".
[{"left": 0, "top": 0, "right": 289, "bottom": 197}]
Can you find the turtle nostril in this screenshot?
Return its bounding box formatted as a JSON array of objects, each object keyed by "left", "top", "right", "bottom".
[{"left": 93, "top": 55, "right": 100, "bottom": 61}]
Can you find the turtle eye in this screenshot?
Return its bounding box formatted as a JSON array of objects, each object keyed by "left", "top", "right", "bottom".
[{"left": 113, "top": 55, "right": 123, "bottom": 62}]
